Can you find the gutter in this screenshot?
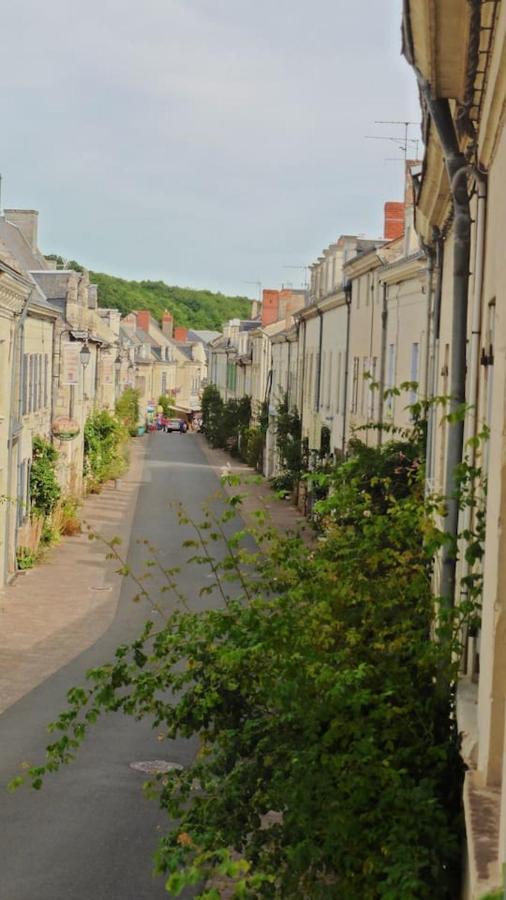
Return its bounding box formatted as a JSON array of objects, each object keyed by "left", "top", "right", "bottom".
[
  {"left": 316, "top": 308, "right": 324, "bottom": 412},
  {"left": 403, "top": 3, "right": 475, "bottom": 607}
]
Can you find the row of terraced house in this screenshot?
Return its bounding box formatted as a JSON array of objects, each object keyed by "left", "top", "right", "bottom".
[
  {"left": 0, "top": 208, "right": 213, "bottom": 589},
  {"left": 208, "top": 3, "right": 506, "bottom": 896}
]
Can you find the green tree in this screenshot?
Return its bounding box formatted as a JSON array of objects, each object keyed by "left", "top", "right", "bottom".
[{"left": 16, "top": 426, "right": 468, "bottom": 899}]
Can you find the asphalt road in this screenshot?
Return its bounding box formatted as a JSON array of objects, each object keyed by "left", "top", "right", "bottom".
[{"left": 0, "top": 433, "right": 236, "bottom": 900}]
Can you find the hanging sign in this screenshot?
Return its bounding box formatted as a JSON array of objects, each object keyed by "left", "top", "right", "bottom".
[
  {"left": 52, "top": 416, "right": 80, "bottom": 441},
  {"left": 61, "top": 342, "right": 81, "bottom": 386}
]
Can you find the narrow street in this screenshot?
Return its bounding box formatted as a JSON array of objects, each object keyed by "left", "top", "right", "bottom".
[{"left": 0, "top": 433, "right": 233, "bottom": 900}]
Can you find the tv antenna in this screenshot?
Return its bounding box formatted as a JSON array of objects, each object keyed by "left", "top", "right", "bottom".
[
  {"left": 365, "top": 120, "right": 421, "bottom": 161},
  {"left": 283, "top": 265, "right": 308, "bottom": 288}
]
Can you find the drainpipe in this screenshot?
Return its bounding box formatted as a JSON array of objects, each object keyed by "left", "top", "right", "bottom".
[
  {"left": 286, "top": 336, "right": 291, "bottom": 400},
  {"left": 316, "top": 308, "right": 324, "bottom": 412},
  {"left": 464, "top": 170, "right": 487, "bottom": 455},
  {"left": 4, "top": 288, "right": 33, "bottom": 581},
  {"left": 299, "top": 317, "right": 307, "bottom": 422},
  {"left": 377, "top": 281, "right": 388, "bottom": 446},
  {"left": 422, "top": 247, "right": 435, "bottom": 400},
  {"left": 425, "top": 233, "right": 444, "bottom": 488},
  {"left": 461, "top": 170, "right": 487, "bottom": 634},
  {"left": 341, "top": 281, "right": 352, "bottom": 454},
  {"left": 419, "top": 95, "right": 472, "bottom": 608}
]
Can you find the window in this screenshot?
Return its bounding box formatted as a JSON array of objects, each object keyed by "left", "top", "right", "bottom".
[
  {"left": 368, "top": 356, "right": 377, "bottom": 420},
  {"left": 22, "top": 354, "right": 29, "bottom": 414},
  {"left": 38, "top": 354, "right": 43, "bottom": 409},
  {"left": 29, "top": 355, "right": 35, "bottom": 413},
  {"left": 360, "top": 357, "right": 369, "bottom": 416},
  {"left": 386, "top": 344, "right": 396, "bottom": 417},
  {"left": 410, "top": 343, "right": 419, "bottom": 404},
  {"left": 161, "top": 372, "right": 167, "bottom": 394},
  {"left": 351, "top": 357, "right": 359, "bottom": 413},
  {"left": 336, "top": 351, "right": 342, "bottom": 414},
  {"left": 326, "top": 352, "right": 332, "bottom": 409},
  {"left": 43, "top": 354, "right": 49, "bottom": 408},
  {"left": 314, "top": 352, "right": 320, "bottom": 410}
]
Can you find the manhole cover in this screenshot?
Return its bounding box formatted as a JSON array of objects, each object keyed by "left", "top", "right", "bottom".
[
  {"left": 90, "top": 585, "right": 113, "bottom": 592},
  {"left": 130, "top": 760, "right": 183, "bottom": 775}
]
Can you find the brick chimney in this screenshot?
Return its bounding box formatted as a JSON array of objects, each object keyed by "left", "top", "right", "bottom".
[
  {"left": 383, "top": 202, "right": 405, "bottom": 241},
  {"left": 161, "top": 310, "right": 174, "bottom": 339},
  {"left": 174, "top": 326, "right": 188, "bottom": 342},
  {"left": 4, "top": 209, "right": 39, "bottom": 251},
  {"left": 261, "top": 289, "right": 280, "bottom": 327},
  {"left": 136, "top": 310, "right": 152, "bottom": 333}
]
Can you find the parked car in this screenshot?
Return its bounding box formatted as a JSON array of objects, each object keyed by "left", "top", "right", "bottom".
[{"left": 165, "top": 418, "right": 187, "bottom": 433}]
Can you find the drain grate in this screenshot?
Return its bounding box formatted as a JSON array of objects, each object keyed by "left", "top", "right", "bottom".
[{"left": 130, "top": 760, "right": 183, "bottom": 775}]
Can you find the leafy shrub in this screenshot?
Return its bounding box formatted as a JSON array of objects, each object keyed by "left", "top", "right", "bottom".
[
  {"left": 158, "top": 393, "right": 176, "bottom": 418},
  {"left": 30, "top": 436, "right": 61, "bottom": 518},
  {"left": 52, "top": 496, "right": 81, "bottom": 537},
  {"left": 201, "top": 384, "right": 224, "bottom": 447},
  {"left": 115, "top": 388, "right": 140, "bottom": 432},
  {"left": 16, "top": 547, "right": 36, "bottom": 570},
  {"left": 84, "top": 410, "right": 126, "bottom": 491},
  {"left": 21, "top": 425, "right": 465, "bottom": 898},
  {"left": 240, "top": 426, "right": 265, "bottom": 469},
  {"left": 275, "top": 393, "right": 303, "bottom": 480}
]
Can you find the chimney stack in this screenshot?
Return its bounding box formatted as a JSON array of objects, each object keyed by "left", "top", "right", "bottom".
[
  {"left": 261, "top": 289, "right": 280, "bottom": 327},
  {"left": 383, "top": 202, "right": 405, "bottom": 241},
  {"left": 161, "top": 310, "right": 174, "bottom": 339},
  {"left": 174, "top": 326, "right": 188, "bottom": 342},
  {"left": 4, "top": 209, "right": 39, "bottom": 251},
  {"left": 135, "top": 310, "right": 151, "bottom": 333}
]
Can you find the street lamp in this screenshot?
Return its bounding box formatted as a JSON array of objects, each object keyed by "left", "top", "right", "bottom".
[
  {"left": 114, "top": 352, "right": 122, "bottom": 376},
  {"left": 80, "top": 342, "right": 91, "bottom": 369}
]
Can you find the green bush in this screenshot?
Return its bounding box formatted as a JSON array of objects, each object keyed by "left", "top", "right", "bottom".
[
  {"left": 115, "top": 388, "right": 140, "bottom": 432},
  {"left": 158, "top": 393, "right": 176, "bottom": 418},
  {"left": 84, "top": 409, "right": 126, "bottom": 490},
  {"left": 16, "top": 547, "right": 36, "bottom": 570},
  {"left": 201, "top": 384, "right": 224, "bottom": 447},
  {"left": 275, "top": 393, "right": 303, "bottom": 480},
  {"left": 30, "top": 436, "right": 61, "bottom": 518},
  {"left": 240, "top": 426, "right": 265, "bottom": 469}
]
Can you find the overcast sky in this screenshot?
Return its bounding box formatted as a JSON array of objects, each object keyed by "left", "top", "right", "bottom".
[{"left": 0, "top": 0, "right": 419, "bottom": 298}]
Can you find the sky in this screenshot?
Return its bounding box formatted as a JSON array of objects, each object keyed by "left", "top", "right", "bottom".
[{"left": 0, "top": 0, "right": 420, "bottom": 298}]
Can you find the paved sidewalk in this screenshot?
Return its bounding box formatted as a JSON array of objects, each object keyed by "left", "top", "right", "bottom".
[
  {"left": 0, "top": 438, "right": 147, "bottom": 715},
  {"left": 196, "top": 434, "right": 310, "bottom": 539}
]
